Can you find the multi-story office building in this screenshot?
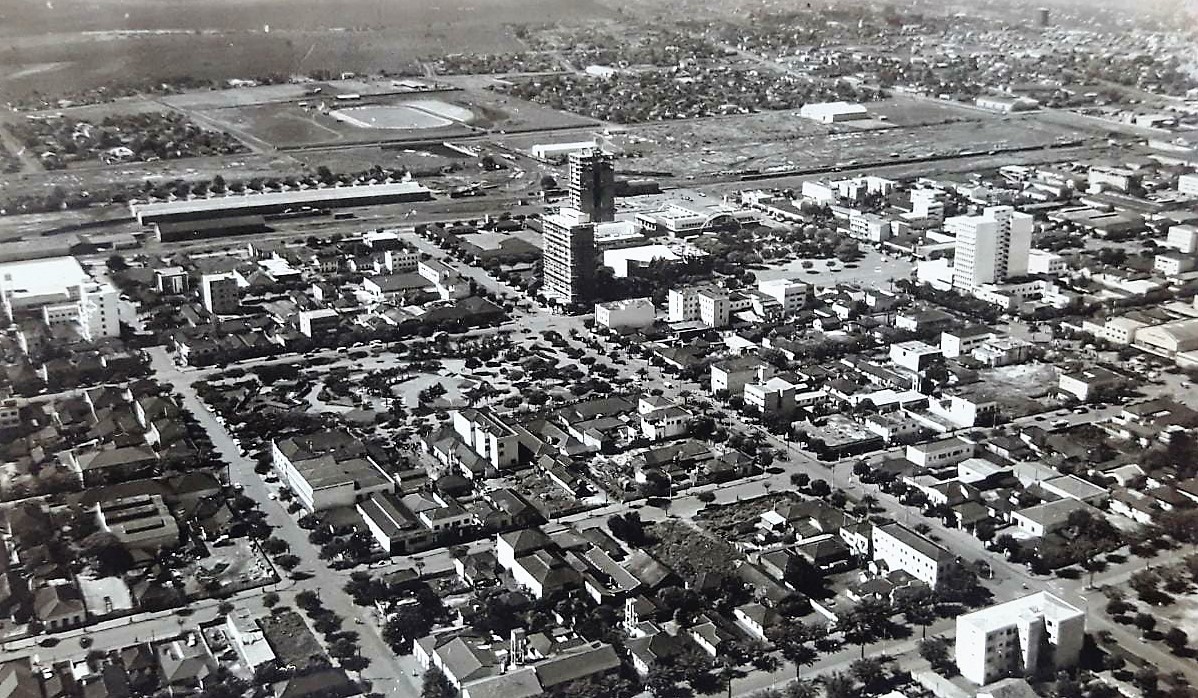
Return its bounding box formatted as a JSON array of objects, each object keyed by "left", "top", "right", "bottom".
[
  {"left": 948, "top": 206, "right": 1032, "bottom": 292},
  {"left": 568, "top": 149, "right": 615, "bottom": 223},
  {"left": 956, "top": 592, "right": 1085, "bottom": 685},
  {"left": 200, "top": 273, "right": 240, "bottom": 315}
]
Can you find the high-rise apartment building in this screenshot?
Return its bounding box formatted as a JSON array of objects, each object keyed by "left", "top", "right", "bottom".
[
  {"left": 541, "top": 212, "right": 596, "bottom": 306},
  {"left": 948, "top": 206, "right": 1032, "bottom": 291},
  {"left": 956, "top": 592, "right": 1084, "bottom": 685},
  {"left": 542, "top": 148, "right": 613, "bottom": 305},
  {"left": 567, "top": 149, "right": 615, "bottom": 224}
]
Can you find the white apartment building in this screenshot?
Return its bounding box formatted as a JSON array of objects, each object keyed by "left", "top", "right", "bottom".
[
  {"left": 0, "top": 257, "right": 120, "bottom": 341},
  {"left": 1166, "top": 224, "right": 1198, "bottom": 254},
  {"left": 595, "top": 297, "right": 656, "bottom": 331},
  {"left": 911, "top": 188, "right": 945, "bottom": 223},
  {"left": 1155, "top": 254, "right": 1196, "bottom": 277},
  {"left": 542, "top": 209, "right": 597, "bottom": 306},
  {"left": 698, "top": 288, "right": 731, "bottom": 328},
  {"left": 1080, "top": 316, "right": 1147, "bottom": 346},
  {"left": 1177, "top": 172, "right": 1198, "bottom": 197},
  {"left": 889, "top": 341, "right": 942, "bottom": 372},
  {"left": 757, "top": 279, "right": 808, "bottom": 315},
  {"left": 668, "top": 287, "right": 702, "bottom": 323},
  {"left": 847, "top": 211, "right": 892, "bottom": 242},
  {"left": 200, "top": 273, "right": 240, "bottom": 315},
  {"left": 452, "top": 408, "right": 520, "bottom": 470},
  {"left": 941, "top": 325, "right": 995, "bottom": 358},
  {"left": 872, "top": 522, "right": 953, "bottom": 589},
  {"left": 956, "top": 592, "right": 1085, "bottom": 685},
  {"left": 1026, "top": 249, "right": 1066, "bottom": 276},
  {"left": 948, "top": 206, "right": 1032, "bottom": 292}
]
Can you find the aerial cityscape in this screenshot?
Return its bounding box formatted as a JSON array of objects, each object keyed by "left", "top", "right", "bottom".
[{"left": 0, "top": 1, "right": 1197, "bottom": 697}]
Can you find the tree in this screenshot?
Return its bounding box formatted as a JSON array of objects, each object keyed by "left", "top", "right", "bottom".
[
  {"left": 421, "top": 666, "right": 455, "bottom": 698},
  {"left": 919, "top": 637, "right": 949, "bottom": 665},
  {"left": 261, "top": 537, "right": 289, "bottom": 555},
  {"left": 383, "top": 605, "right": 434, "bottom": 654},
  {"left": 770, "top": 619, "right": 820, "bottom": 678},
  {"left": 1134, "top": 612, "right": 1157, "bottom": 635},
  {"left": 1163, "top": 627, "right": 1188, "bottom": 651},
  {"left": 902, "top": 588, "right": 937, "bottom": 638},
  {"left": 106, "top": 254, "right": 128, "bottom": 271},
  {"left": 823, "top": 673, "right": 855, "bottom": 698},
  {"left": 850, "top": 658, "right": 886, "bottom": 692},
  {"left": 785, "top": 681, "right": 819, "bottom": 698},
  {"left": 838, "top": 598, "right": 893, "bottom": 658},
  {"left": 262, "top": 592, "right": 280, "bottom": 608},
  {"left": 341, "top": 654, "right": 371, "bottom": 673},
  {"left": 295, "top": 590, "right": 322, "bottom": 612}
]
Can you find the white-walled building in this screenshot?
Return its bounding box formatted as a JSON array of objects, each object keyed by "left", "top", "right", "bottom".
[
  {"left": 1026, "top": 249, "right": 1066, "bottom": 276},
  {"left": 872, "top": 522, "right": 953, "bottom": 589},
  {"left": 1166, "top": 224, "right": 1198, "bottom": 254},
  {"left": 452, "top": 408, "right": 521, "bottom": 470},
  {"left": 955, "top": 592, "right": 1085, "bottom": 685},
  {"left": 1178, "top": 173, "right": 1198, "bottom": 197},
  {"left": 889, "top": 341, "right": 942, "bottom": 372},
  {"left": 0, "top": 257, "right": 120, "bottom": 341},
  {"left": 1155, "top": 254, "right": 1196, "bottom": 277},
  {"left": 948, "top": 206, "right": 1033, "bottom": 292},
  {"left": 595, "top": 297, "right": 656, "bottom": 331},
  {"left": 757, "top": 279, "right": 808, "bottom": 315},
  {"left": 799, "top": 101, "right": 869, "bottom": 123},
  {"left": 698, "top": 288, "right": 731, "bottom": 329},
  {"left": 200, "top": 273, "right": 240, "bottom": 315}
]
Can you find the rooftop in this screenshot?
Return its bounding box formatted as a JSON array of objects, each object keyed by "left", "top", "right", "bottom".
[
  {"left": 957, "top": 591, "right": 1083, "bottom": 632},
  {"left": 0, "top": 256, "right": 91, "bottom": 298}
]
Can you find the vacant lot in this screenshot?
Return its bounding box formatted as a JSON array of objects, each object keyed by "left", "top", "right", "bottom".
[
  {"left": 644, "top": 519, "right": 743, "bottom": 582},
  {"left": 618, "top": 107, "right": 1080, "bottom": 179}
]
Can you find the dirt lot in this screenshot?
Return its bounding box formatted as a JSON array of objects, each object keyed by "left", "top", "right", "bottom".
[{"left": 615, "top": 104, "right": 1080, "bottom": 179}]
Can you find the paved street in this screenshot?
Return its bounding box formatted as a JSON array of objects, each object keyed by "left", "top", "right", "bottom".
[{"left": 35, "top": 232, "right": 1193, "bottom": 698}]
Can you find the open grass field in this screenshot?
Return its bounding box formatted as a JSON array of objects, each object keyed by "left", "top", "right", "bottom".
[{"left": 0, "top": 0, "right": 614, "bottom": 102}]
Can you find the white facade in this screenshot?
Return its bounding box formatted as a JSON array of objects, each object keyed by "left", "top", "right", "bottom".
[
  {"left": 756, "top": 279, "right": 808, "bottom": 315},
  {"left": 1155, "top": 254, "right": 1195, "bottom": 277},
  {"left": 452, "top": 409, "right": 520, "bottom": 470},
  {"left": 889, "top": 341, "right": 942, "bottom": 372},
  {"left": 955, "top": 592, "right": 1085, "bottom": 685},
  {"left": 595, "top": 297, "right": 656, "bottom": 331},
  {"left": 1177, "top": 173, "right": 1198, "bottom": 197},
  {"left": 698, "top": 289, "right": 730, "bottom": 329},
  {"left": 668, "top": 287, "right": 701, "bottom": 323},
  {"left": 872, "top": 523, "right": 952, "bottom": 589},
  {"left": 0, "top": 257, "right": 120, "bottom": 341},
  {"left": 1026, "top": 249, "right": 1066, "bottom": 276},
  {"left": 799, "top": 101, "right": 869, "bottom": 123},
  {"left": 948, "top": 206, "right": 1033, "bottom": 291},
  {"left": 1166, "top": 225, "right": 1198, "bottom": 254}
]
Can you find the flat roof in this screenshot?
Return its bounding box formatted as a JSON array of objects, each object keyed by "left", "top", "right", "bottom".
[
  {"left": 0, "top": 256, "right": 90, "bottom": 298},
  {"left": 958, "top": 591, "right": 1083, "bottom": 633},
  {"left": 131, "top": 182, "right": 433, "bottom": 223}
]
